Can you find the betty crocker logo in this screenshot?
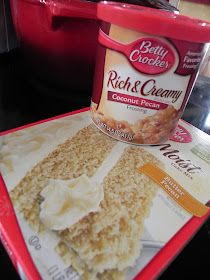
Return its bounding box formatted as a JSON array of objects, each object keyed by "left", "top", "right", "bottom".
[
  {"left": 170, "top": 124, "right": 192, "bottom": 143},
  {"left": 99, "top": 31, "right": 175, "bottom": 75},
  {"left": 129, "top": 38, "right": 175, "bottom": 74}
]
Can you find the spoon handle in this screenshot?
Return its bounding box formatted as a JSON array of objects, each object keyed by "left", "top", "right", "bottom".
[{"left": 99, "top": 29, "right": 128, "bottom": 55}]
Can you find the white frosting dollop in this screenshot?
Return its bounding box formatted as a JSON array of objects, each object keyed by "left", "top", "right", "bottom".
[{"left": 39, "top": 175, "right": 104, "bottom": 230}]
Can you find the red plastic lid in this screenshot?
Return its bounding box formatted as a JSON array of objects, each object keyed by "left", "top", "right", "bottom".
[{"left": 97, "top": 1, "right": 210, "bottom": 43}]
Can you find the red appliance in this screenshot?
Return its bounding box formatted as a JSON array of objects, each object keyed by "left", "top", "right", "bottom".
[{"left": 10, "top": 0, "right": 99, "bottom": 92}]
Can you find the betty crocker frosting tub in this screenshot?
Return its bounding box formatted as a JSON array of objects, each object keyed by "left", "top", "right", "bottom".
[{"left": 91, "top": 2, "right": 210, "bottom": 144}]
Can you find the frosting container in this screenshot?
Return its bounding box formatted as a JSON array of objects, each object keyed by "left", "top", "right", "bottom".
[{"left": 91, "top": 2, "right": 210, "bottom": 144}]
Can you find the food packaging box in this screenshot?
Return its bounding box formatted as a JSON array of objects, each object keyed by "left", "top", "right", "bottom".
[{"left": 0, "top": 108, "right": 209, "bottom": 280}]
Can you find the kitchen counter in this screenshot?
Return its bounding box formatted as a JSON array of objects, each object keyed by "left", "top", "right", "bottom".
[{"left": 0, "top": 49, "right": 210, "bottom": 279}]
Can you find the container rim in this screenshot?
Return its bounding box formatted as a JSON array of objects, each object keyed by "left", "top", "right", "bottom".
[{"left": 97, "top": 1, "right": 210, "bottom": 43}]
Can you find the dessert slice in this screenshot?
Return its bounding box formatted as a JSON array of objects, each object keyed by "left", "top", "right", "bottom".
[
  {"left": 10, "top": 125, "right": 116, "bottom": 232},
  {"left": 57, "top": 146, "right": 161, "bottom": 279}
]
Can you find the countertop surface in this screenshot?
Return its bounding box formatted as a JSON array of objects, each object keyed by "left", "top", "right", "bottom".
[{"left": 0, "top": 49, "right": 210, "bottom": 279}]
